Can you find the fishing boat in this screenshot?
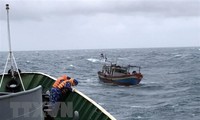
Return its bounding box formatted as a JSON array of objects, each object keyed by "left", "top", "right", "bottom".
[
  {"left": 0, "top": 4, "right": 116, "bottom": 120},
  {"left": 98, "top": 61, "right": 143, "bottom": 86}
]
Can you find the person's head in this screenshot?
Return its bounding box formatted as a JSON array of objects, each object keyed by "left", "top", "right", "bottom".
[
  {"left": 72, "top": 79, "right": 78, "bottom": 86},
  {"left": 67, "top": 76, "right": 71, "bottom": 79}
]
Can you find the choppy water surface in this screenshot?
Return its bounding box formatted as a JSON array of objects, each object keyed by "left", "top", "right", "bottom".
[{"left": 0, "top": 47, "right": 200, "bottom": 120}]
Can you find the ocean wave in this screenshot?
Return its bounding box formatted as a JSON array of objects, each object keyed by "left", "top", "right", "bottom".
[
  {"left": 87, "top": 58, "right": 99, "bottom": 62},
  {"left": 1, "top": 47, "right": 199, "bottom": 120},
  {"left": 87, "top": 58, "right": 106, "bottom": 63},
  {"left": 167, "top": 70, "right": 193, "bottom": 74}
]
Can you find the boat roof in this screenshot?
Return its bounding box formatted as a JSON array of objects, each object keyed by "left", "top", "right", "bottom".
[{"left": 103, "top": 64, "right": 141, "bottom": 69}]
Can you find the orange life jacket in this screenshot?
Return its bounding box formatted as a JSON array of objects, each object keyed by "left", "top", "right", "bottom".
[{"left": 52, "top": 75, "right": 68, "bottom": 88}]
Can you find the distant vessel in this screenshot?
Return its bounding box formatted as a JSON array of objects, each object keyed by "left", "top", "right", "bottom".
[
  {"left": 98, "top": 54, "right": 143, "bottom": 86},
  {"left": 98, "top": 64, "right": 143, "bottom": 86},
  {"left": 0, "top": 4, "right": 116, "bottom": 120}
]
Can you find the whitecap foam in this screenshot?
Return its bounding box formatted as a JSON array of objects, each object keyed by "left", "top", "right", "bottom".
[
  {"left": 130, "top": 105, "right": 153, "bottom": 109},
  {"left": 87, "top": 58, "right": 99, "bottom": 63},
  {"left": 98, "top": 103, "right": 105, "bottom": 106},
  {"left": 26, "top": 60, "right": 30, "bottom": 63},
  {"left": 130, "top": 105, "right": 143, "bottom": 108},
  {"left": 174, "top": 54, "right": 182, "bottom": 57},
  {"left": 69, "top": 64, "right": 74, "bottom": 67},
  {"left": 87, "top": 58, "right": 107, "bottom": 63}
]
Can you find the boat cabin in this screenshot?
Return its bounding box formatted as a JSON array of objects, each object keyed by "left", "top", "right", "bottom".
[{"left": 101, "top": 64, "right": 141, "bottom": 77}]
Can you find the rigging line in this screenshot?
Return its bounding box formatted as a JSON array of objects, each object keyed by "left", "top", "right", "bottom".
[
  {"left": 12, "top": 53, "right": 25, "bottom": 91},
  {"left": 0, "top": 54, "right": 10, "bottom": 88}
]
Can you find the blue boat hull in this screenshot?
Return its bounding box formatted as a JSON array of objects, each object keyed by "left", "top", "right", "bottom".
[
  {"left": 115, "top": 78, "right": 141, "bottom": 85},
  {"left": 98, "top": 72, "right": 142, "bottom": 86}
]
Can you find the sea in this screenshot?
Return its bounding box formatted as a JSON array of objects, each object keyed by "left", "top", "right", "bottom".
[{"left": 0, "top": 47, "right": 200, "bottom": 120}]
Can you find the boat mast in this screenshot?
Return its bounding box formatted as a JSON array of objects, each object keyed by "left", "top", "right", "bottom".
[
  {"left": 0, "top": 4, "right": 25, "bottom": 91},
  {"left": 6, "top": 4, "right": 15, "bottom": 77}
]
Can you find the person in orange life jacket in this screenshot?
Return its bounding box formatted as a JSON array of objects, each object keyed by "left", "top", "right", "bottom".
[{"left": 50, "top": 75, "right": 78, "bottom": 105}]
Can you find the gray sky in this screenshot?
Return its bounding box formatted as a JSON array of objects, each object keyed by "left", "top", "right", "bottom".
[{"left": 0, "top": 0, "right": 200, "bottom": 51}]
